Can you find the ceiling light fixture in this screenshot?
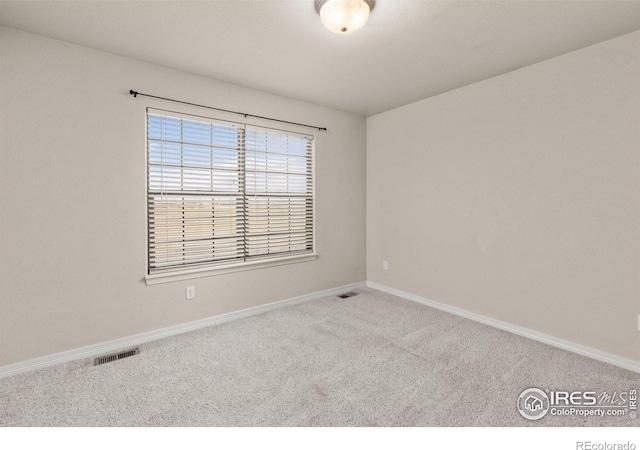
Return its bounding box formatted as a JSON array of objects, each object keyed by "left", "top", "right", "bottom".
[{"left": 315, "top": 0, "right": 375, "bottom": 35}]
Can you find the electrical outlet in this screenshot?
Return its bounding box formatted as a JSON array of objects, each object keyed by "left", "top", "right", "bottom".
[
  {"left": 186, "top": 286, "right": 195, "bottom": 300},
  {"left": 383, "top": 261, "right": 388, "bottom": 270}
]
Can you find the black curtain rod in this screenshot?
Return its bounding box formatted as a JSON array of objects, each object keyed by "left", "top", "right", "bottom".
[{"left": 129, "top": 90, "right": 327, "bottom": 131}]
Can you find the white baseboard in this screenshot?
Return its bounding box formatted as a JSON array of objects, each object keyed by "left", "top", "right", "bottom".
[
  {"left": 366, "top": 281, "right": 640, "bottom": 374},
  {"left": 4, "top": 280, "right": 637, "bottom": 379},
  {"left": 0, "top": 281, "right": 366, "bottom": 380}
]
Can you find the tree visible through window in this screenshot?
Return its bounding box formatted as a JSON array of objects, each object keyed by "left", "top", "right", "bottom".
[{"left": 147, "top": 109, "right": 314, "bottom": 274}]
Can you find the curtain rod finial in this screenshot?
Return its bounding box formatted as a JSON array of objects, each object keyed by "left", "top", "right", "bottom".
[{"left": 129, "top": 90, "right": 138, "bottom": 98}]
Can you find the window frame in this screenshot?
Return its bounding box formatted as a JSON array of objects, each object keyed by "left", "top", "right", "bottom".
[{"left": 144, "top": 108, "right": 317, "bottom": 286}]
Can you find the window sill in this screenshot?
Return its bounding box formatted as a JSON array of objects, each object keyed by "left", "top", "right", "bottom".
[{"left": 144, "top": 253, "right": 318, "bottom": 286}]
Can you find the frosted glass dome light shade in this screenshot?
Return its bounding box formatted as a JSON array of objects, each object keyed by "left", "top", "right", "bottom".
[{"left": 315, "top": 0, "right": 375, "bottom": 35}]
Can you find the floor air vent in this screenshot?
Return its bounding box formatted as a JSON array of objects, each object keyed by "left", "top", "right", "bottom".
[
  {"left": 94, "top": 348, "right": 139, "bottom": 366},
  {"left": 338, "top": 291, "right": 358, "bottom": 299}
]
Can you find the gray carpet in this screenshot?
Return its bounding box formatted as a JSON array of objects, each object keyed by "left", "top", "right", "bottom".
[{"left": 0, "top": 288, "right": 638, "bottom": 426}]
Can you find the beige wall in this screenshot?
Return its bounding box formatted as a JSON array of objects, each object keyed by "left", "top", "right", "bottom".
[
  {"left": 367, "top": 31, "right": 640, "bottom": 362},
  {"left": 0, "top": 27, "right": 366, "bottom": 366}
]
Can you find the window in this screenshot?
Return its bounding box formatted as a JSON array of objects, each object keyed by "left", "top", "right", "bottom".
[{"left": 146, "top": 109, "right": 314, "bottom": 280}]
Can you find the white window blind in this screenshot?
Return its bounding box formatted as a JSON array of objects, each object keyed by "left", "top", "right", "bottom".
[{"left": 147, "top": 110, "right": 314, "bottom": 274}]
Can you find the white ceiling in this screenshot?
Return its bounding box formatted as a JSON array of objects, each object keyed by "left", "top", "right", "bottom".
[{"left": 2, "top": 1, "right": 640, "bottom": 116}]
